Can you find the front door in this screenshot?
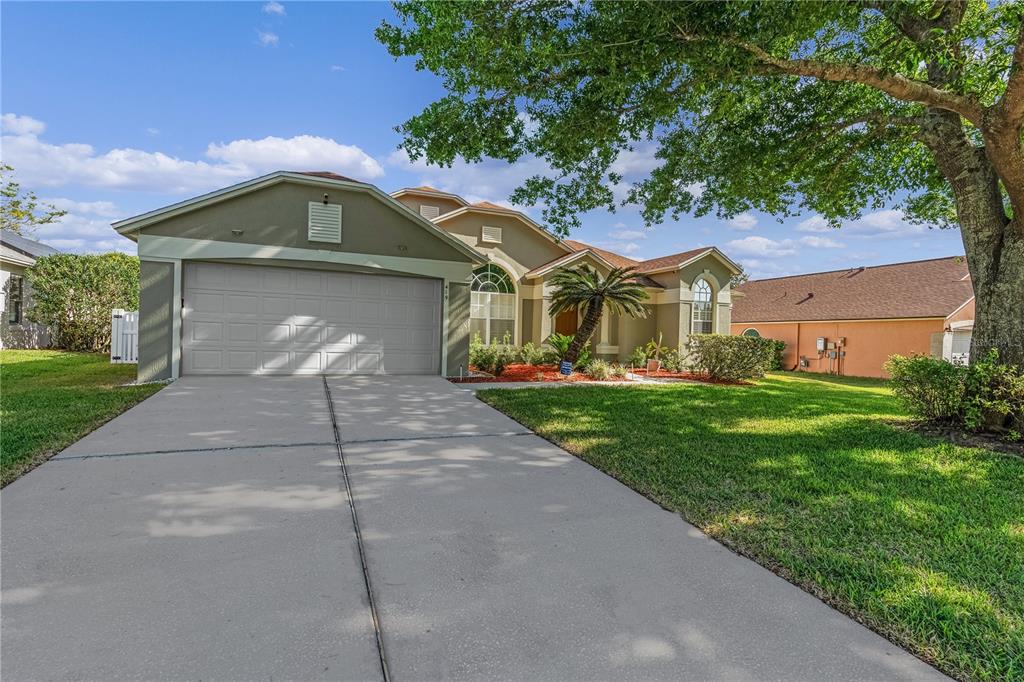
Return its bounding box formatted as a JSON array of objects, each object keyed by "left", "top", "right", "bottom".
[{"left": 554, "top": 309, "right": 578, "bottom": 336}]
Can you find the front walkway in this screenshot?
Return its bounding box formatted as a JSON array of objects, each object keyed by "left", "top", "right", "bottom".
[{"left": 1, "top": 376, "right": 944, "bottom": 680}]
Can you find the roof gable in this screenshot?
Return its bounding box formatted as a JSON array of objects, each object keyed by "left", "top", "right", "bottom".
[
  {"left": 111, "top": 171, "right": 484, "bottom": 264},
  {"left": 732, "top": 256, "right": 973, "bottom": 323},
  {"left": 0, "top": 230, "right": 61, "bottom": 260}
]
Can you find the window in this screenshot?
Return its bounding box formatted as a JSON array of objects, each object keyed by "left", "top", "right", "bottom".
[
  {"left": 7, "top": 275, "right": 23, "bottom": 324},
  {"left": 742, "top": 328, "right": 760, "bottom": 338},
  {"left": 419, "top": 204, "right": 440, "bottom": 219},
  {"left": 470, "top": 264, "right": 515, "bottom": 343},
  {"left": 692, "top": 277, "right": 713, "bottom": 334}
]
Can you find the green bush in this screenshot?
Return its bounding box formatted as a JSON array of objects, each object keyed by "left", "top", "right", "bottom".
[
  {"left": 885, "top": 350, "right": 1024, "bottom": 433},
  {"left": 519, "top": 341, "right": 545, "bottom": 365},
  {"left": 660, "top": 348, "right": 683, "bottom": 373},
  {"left": 610, "top": 363, "right": 627, "bottom": 378},
  {"left": 685, "top": 334, "right": 775, "bottom": 381},
  {"left": 767, "top": 339, "right": 787, "bottom": 370},
  {"left": 546, "top": 332, "right": 591, "bottom": 368},
  {"left": 885, "top": 354, "right": 967, "bottom": 422},
  {"left": 587, "top": 359, "right": 612, "bottom": 380},
  {"left": 469, "top": 333, "right": 518, "bottom": 376},
  {"left": 628, "top": 345, "right": 648, "bottom": 368},
  {"left": 26, "top": 253, "right": 140, "bottom": 352}
]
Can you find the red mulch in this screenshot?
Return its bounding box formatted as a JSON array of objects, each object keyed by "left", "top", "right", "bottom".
[
  {"left": 448, "top": 363, "right": 621, "bottom": 383},
  {"left": 629, "top": 368, "right": 750, "bottom": 386}
]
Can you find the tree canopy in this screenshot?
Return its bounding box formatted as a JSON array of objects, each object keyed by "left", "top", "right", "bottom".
[
  {"left": 1, "top": 164, "right": 66, "bottom": 236},
  {"left": 378, "top": 0, "right": 1021, "bottom": 234}
]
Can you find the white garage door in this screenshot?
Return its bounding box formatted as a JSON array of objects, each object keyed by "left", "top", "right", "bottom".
[{"left": 182, "top": 262, "right": 442, "bottom": 375}]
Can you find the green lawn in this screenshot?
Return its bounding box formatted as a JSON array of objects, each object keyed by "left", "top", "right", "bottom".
[
  {"left": 478, "top": 372, "right": 1023, "bottom": 681},
  {"left": 1, "top": 350, "right": 162, "bottom": 486}
]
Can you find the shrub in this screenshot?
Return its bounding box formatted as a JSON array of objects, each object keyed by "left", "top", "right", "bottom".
[
  {"left": 610, "top": 363, "right": 627, "bottom": 378},
  {"left": 685, "top": 334, "right": 775, "bottom": 381},
  {"left": 520, "top": 341, "right": 545, "bottom": 365},
  {"left": 587, "top": 359, "right": 612, "bottom": 380},
  {"left": 885, "top": 350, "right": 1024, "bottom": 433},
  {"left": 660, "top": 348, "right": 683, "bottom": 373},
  {"left": 628, "top": 345, "right": 648, "bottom": 368},
  {"left": 26, "top": 253, "right": 140, "bottom": 352},
  {"left": 767, "top": 339, "right": 787, "bottom": 370},
  {"left": 546, "top": 332, "right": 591, "bottom": 368},
  {"left": 885, "top": 354, "right": 967, "bottom": 422}
]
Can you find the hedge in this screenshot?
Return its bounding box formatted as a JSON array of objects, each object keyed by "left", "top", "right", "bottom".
[
  {"left": 686, "top": 334, "right": 777, "bottom": 381},
  {"left": 26, "top": 253, "right": 140, "bottom": 353}
]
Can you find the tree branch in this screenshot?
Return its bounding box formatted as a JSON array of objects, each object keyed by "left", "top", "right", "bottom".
[
  {"left": 675, "top": 31, "right": 986, "bottom": 126},
  {"left": 998, "top": 21, "right": 1024, "bottom": 128}
]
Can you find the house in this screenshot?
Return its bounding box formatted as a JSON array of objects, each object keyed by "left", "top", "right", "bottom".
[
  {"left": 0, "top": 230, "right": 61, "bottom": 349},
  {"left": 113, "top": 171, "right": 740, "bottom": 381},
  {"left": 730, "top": 256, "right": 974, "bottom": 378}
]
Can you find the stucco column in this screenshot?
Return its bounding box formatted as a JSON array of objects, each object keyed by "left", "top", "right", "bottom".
[{"left": 540, "top": 297, "right": 552, "bottom": 339}]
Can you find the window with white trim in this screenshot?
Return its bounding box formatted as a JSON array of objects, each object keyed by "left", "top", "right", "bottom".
[
  {"left": 6, "top": 274, "right": 23, "bottom": 324},
  {"left": 742, "top": 328, "right": 760, "bottom": 338},
  {"left": 470, "top": 264, "right": 515, "bottom": 343},
  {"left": 692, "top": 277, "right": 713, "bottom": 334}
]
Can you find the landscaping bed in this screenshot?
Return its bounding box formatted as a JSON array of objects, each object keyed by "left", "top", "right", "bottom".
[
  {"left": 477, "top": 371, "right": 1024, "bottom": 681},
  {"left": 0, "top": 350, "right": 162, "bottom": 486},
  {"left": 449, "top": 363, "right": 624, "bottom": 383}
]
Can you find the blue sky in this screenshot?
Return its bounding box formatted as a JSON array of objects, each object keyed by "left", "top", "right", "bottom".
[{"left": 1, "top": 1, "right": 966, "bottom": 279}]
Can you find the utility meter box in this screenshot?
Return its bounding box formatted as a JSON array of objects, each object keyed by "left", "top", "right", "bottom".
[
  {"left": 837, "top": 337, "right": 846, "bottom": 347},
  {"left": 816, "top": 337, "right": 826, "bottom": 352},
  {"left": 826, "top": 341, "right": 836, "bottom": 350},
  {"left": 828, "top": 350, "right": 838, "bottom": 359}
]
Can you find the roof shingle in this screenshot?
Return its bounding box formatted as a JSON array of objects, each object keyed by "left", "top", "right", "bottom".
[{"left": 732, "top": 257, "right": 973, "bottom": 323}]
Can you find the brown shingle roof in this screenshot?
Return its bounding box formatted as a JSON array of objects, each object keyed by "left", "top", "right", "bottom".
[
  {"left": 295, "top": 171, "right": 360, "bottom": 183},
  {"left": 563, "top": 240, "right": 640, "bottom": 269},
  {"left": 471, "top": 200, "right": 511, "bottom": 210},
  {"left": 636, "top": 247, "right": 712, "bottom": 272},
  {"left": 732, "top": 256, "right": 973, "bottom": 323}
]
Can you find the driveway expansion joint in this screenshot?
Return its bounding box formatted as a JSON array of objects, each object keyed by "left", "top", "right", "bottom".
[
  {"left": 322, "top": 376, "right": 391, "bottom": 682},
  {"left": 54, "top": 441, "right": 338, "bottom": 461},
  {"left": 339, "top": 430, "right": 534, "bottom": 445}
]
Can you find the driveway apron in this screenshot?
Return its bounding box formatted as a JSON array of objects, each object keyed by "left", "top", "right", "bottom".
[
  {"left": 326, "top": 376, "right": 946, "bottom": 681},
  {"left": 2, "top": 375, "right": 945, "bottom": 681}
]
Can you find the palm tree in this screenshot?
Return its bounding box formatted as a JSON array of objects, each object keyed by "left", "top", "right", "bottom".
[{"left": 548, "top": 265, "right": 649, "bottom": 368}]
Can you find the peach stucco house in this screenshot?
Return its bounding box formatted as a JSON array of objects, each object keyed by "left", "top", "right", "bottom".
[{"left": 730, "top": 256, "right": 975, "bottom": 378}]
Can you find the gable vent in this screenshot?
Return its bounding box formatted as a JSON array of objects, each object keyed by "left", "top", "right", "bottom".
[
  {"left": 419, "top": 204, "right": 441, "bottom": 220},
  {"left": 308, "top": 202, "right": 342, "bottom": 243},
  {"left": 481, "top": 225, "right": 503, "bottom": 243}
]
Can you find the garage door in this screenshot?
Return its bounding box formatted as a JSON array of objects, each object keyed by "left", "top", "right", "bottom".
[{"left": 182, "top": 262, "right": 442, "bottom": 375}]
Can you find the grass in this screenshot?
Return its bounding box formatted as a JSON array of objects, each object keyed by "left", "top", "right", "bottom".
[
  {"left": 478, "top": 372, "right": 1024, "bottom": 681},
  {"left": 1, "top": 350, "right": 162, "bottom": 486}
]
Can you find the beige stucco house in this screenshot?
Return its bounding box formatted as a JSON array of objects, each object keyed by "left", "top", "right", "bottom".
[{"left": 116, "top": 171, "right": 739, "bottom": 381}]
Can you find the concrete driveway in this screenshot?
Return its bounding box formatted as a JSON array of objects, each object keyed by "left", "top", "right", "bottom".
[{"left": 1, "top": 376, "right": 944, "bottom": 680}]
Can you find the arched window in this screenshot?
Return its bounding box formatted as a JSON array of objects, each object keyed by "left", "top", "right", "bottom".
[
  {"left": 692, "top": 278, "right": 713, "bottom": 334},
  {"left": 742, "top": 328, "right": 760, "bottom": 338},
  {"left": 470, "top": 264, "right": 516, "bottom": 343}
]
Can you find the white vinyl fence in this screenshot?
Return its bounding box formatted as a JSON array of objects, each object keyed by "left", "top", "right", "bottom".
[{"left": 111, "top": 309, "right": 139, "bottom": 364}]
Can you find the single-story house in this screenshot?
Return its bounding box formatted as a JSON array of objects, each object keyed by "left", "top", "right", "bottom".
[
  {"left": 0, "top": 230, "right": 61, "bottom": 349},
  {"left": 730, "top": 256, "right": 975, "bottom": 378},
  {"left": 114, "top": 171, "right": 741, "bottom": 381}
]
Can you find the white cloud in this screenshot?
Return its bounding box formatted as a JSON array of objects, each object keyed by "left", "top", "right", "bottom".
[
  {"left": 262, "top": 1, "right": 285, "bottom": 15},
  {"left": 609, "top": 229, "right": 646, "bottom": 240},
  {"left": 43, "top": 197, "right": 120, "bottom": 217},
  {"left": 796, "top": 215, "right": 831, "bottom": 232},
  {"left": 1, "top": 113, "right": 45, "bottom": 136},
  {"left": 738, "top": 258, "right": 791, "bottom": 279},
  {"left": 388, "top": 148, "right": 547, "bottom": 209},
  {"left": 146, "top": 127, "right": 160, "bottom": 136},
  {"left": 798, "top": 235, "right": 844, "bottom": 248},
  {"left": 330, "top": 64, "right": 345, "bottom": 72},
  {"left": 207, "top": 135, "right": 384, "bottom": 178},
  {"left": 257, "top": 31, "right": 279, "bottom": 47},
  {"left": 850, "top": 209, "right": 925, "bottom": 236},
  {"left": 727, "top": 212, "right": 758, "bottom": 231},
  {"left": 726, "top": 235, "right": 797, "bottom": 257},
  {"left": 2, "top": 113, "right": 385, "bottom": 192},
  {"left": 609, "top": 143, "right": 660, "bottom": 176}
]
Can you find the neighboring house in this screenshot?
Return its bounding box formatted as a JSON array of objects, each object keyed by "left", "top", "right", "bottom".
[
  {"left": 0, "top": 230, "right": 61, "bottom": 349},
  {"left": 114, "top": 171, "right": 740, "bottom": 381},
  {"left": 730, "top": 256, "right": 975, "bottom": 378}
]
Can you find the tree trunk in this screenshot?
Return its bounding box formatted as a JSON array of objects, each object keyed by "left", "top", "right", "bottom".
[
  {"left": 564, "top": 298, "right": 603, "bottom": 366},
  {"left": 918, "top": 109, "right": 1024, "bottom": 368}
]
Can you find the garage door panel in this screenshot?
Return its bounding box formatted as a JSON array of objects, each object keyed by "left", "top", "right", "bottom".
[{"left": 183, "top": 263, "right": 441, "bottom": 375}]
